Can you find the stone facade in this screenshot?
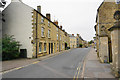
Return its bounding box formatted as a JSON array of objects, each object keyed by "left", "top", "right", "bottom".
[
  {"left": 76, "top": 34, "right": 84, "bottom": 48},
  {"left": 69, "top": 34, "right": 84, "bottom": 48},
  {"left": 69, "top": 34, "right": 77, "bottom": 48},
  {"left": 95, "top": 1, "right": 118, "bottom": 62},
  {"left": 95, "top": 0, "right": 120, "bottom": 77}
]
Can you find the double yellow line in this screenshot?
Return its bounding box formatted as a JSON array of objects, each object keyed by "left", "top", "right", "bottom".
[{"left": 73, "top": 63, "right": 82, "bottom": 80}]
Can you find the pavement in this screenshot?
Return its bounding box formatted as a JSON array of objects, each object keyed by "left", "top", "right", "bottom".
[
  {"left": 2, "top": 49, "right": 71, "bottom": 73},
  {"left": 83, "top": 48, "right": 117, "bottom": 79}
]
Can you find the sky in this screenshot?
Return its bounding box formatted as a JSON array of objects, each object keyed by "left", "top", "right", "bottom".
[{"left": 4, "top": 0, "right": 103, "bottom": 41}]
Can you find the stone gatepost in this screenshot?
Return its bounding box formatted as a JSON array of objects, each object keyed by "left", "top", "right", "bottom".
[
  {"left": 108, "top": 11, "right": 120, "bottom": 77},
  {"left": 99, "top": 35, "right": 109, "bottom": 63}
]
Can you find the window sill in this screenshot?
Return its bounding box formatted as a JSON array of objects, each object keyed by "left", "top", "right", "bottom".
[
  {"left": 48, "top": 37, "right": 51, "bottom": 39},
  {"left": 44, "top": 51, "right": 47, "bottom": 53},
  {"left": 41, "top": 36, "right": 45, "bottom": 38},
  {"left": 39, "top": 52, "right": 42, "bottom": 54}
]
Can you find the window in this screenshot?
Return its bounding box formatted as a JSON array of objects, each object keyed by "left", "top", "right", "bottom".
[
  {"left": 57, "top": 43, "right": 59, "bottom": 51},
  {"left": 48, "top": 21, "right": 50, "bottom": 27},
  {"left": 39, "top": 43, "right": 42, "bottom": 52},
  {"left": 57, "top": 34, "right": 58, "bottom": 40},
  {"left": 41, "top": 17, "right": 44, "bottom": 23},
  {"left": 62, "top": 43, "right": 64, "bottom": 49},
  {"left": 44, "top": 43, "right": 46, "bottom": 51},
  {"left": 56, "top": 28, "right": 58, "bottom": 32},
  {"left": 41, "top": 27, "right": 44, "bottom": 37},
  {"left": 48, "top": 30, "right": 50, "bottom": 38},
  {"left": 60, "top": 35, "right": 61, "bottom": 40}
]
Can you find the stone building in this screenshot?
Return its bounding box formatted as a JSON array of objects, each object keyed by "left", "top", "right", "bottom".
[
  {"left": 69, "top": 34, "right": 77, "bottom": 48},
  {"left": 2, "top": 0, "right": 70, "bottom": 58},
  {"left": 69, "top": 34, "right": 84, "bottom": 48},
  {"left": 76, "top": 34, "right": 84, "bottom": 48},
  {"left": 95, "top": 0, "right": 120, "bottom": 77}
]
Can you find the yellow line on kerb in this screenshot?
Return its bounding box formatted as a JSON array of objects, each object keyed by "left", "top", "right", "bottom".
[{"left": 32, "top": 61, "right": 40, "bottom": 64}]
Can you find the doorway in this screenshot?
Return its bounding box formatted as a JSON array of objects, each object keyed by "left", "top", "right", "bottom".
[
  {"left": 49, "top": 43, "right": 50, "bottom": 54},
  {"left": 51, "top": 43, "right": 53, "bottom": 54}
]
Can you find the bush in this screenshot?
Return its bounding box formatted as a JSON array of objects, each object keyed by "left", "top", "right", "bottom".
[{"left": 2, "top": 35, "right": 21, "bottom": 61}]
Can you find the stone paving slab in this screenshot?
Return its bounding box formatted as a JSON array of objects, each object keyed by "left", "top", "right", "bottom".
[{"left": 84, "top": 48, "right": 116, "bottom": 78}]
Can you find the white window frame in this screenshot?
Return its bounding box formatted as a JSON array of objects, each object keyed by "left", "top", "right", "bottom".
[
  {"left": 48, "top": 30, "right": 50, "bottom": 38},
  {"left": 57, "top": 34, "right": 58, "bottom": 40},
  {"left": 41, "top": 27, "right": 44, "bottom": 37},
  {"left": 48, "top": 21, "right": 50, "bottom": 27},
  {"left": 41, "top": 17, "right": 44, "bottom": 23},
  {"left": 60, "top": 35, "right": 61, "bottom": 40},
  {"left": 56, "top": 28, "right": 58, "bottom": 32}
]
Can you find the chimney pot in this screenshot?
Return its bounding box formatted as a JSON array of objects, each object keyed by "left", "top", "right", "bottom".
[
  {"left": 60, "top": 26, "right": 62, "bottom": 29},
  {"left": 54, "top": 21, "right": 58, "bottom": 25},
  {"left": 72, "top": 34, "right": 74, "bottom": 36},
  {"left": 77, "top": 34, "right": 79, "bottom": 36}
]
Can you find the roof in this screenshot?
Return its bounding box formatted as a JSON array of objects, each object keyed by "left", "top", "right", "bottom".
[
  {"left": 34, "top": 9, "right": 59, "bottom": 29},
  {"left": 96, "top": 1, "right": 104, "bottom": 23}
]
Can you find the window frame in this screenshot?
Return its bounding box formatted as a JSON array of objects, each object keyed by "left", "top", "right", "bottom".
[{"left": 41, "top": 27, "right": 45, "bottom": 37}]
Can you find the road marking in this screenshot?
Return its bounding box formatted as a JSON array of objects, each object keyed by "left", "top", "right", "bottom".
[
  {"left": 32, "top": 61, "right": 40, "bottom": 64},
  {"left": 73, "top": 48, "right": 91, "bottom": 80},
  {"left": 1, "top": 61, "right": 40, "bottom": 74},
  {"left": 73, "top": 63, "right": 81, "bottom": 80}
]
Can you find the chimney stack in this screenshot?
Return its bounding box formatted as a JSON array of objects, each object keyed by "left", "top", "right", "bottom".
[
  {"left": 54, "top": 21, "right": 58, "bottom": 25},
  {"left": 37, "top": 6, "right": 41, "bottom": 13},
  {"left": 46, "top": 13, "right": 51, "bottom": 20},
  {"left": 72, "top": 34, "right": 74, "bottom": 36}
]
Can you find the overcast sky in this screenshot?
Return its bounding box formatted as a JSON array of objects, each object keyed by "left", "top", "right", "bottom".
[{"left": 5, "top": 0, "right": 103, "bottom": 41}]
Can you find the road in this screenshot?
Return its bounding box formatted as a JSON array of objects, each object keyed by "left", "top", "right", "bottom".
[{"left": 3, "top": 48, "right": 91, "bottom": 78}]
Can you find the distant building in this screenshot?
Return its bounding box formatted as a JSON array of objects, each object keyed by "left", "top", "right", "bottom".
[
  {"left": 69, "top": 34, "right": 84, "bottom": 48},
  {"left": 69, "top": 34, "right": 77, "bottom": 48},
  {"left": 76, "top": 34, "right": 84, "bottom": 48}
]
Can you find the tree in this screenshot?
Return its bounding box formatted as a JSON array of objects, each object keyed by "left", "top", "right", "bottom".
[
  {"left": 2, "top": 35, "right": 21, "bottom": 61},
  {"left": 88, "top": 40, "right": 94, "bottom": 44}
]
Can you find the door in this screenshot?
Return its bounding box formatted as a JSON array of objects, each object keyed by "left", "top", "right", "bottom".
[
  {"left": 51, "top": 43, "right": 53, "bottom": 54},
  {"left": 49, "top": 43, "right": 50, "bottom": 54}
]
